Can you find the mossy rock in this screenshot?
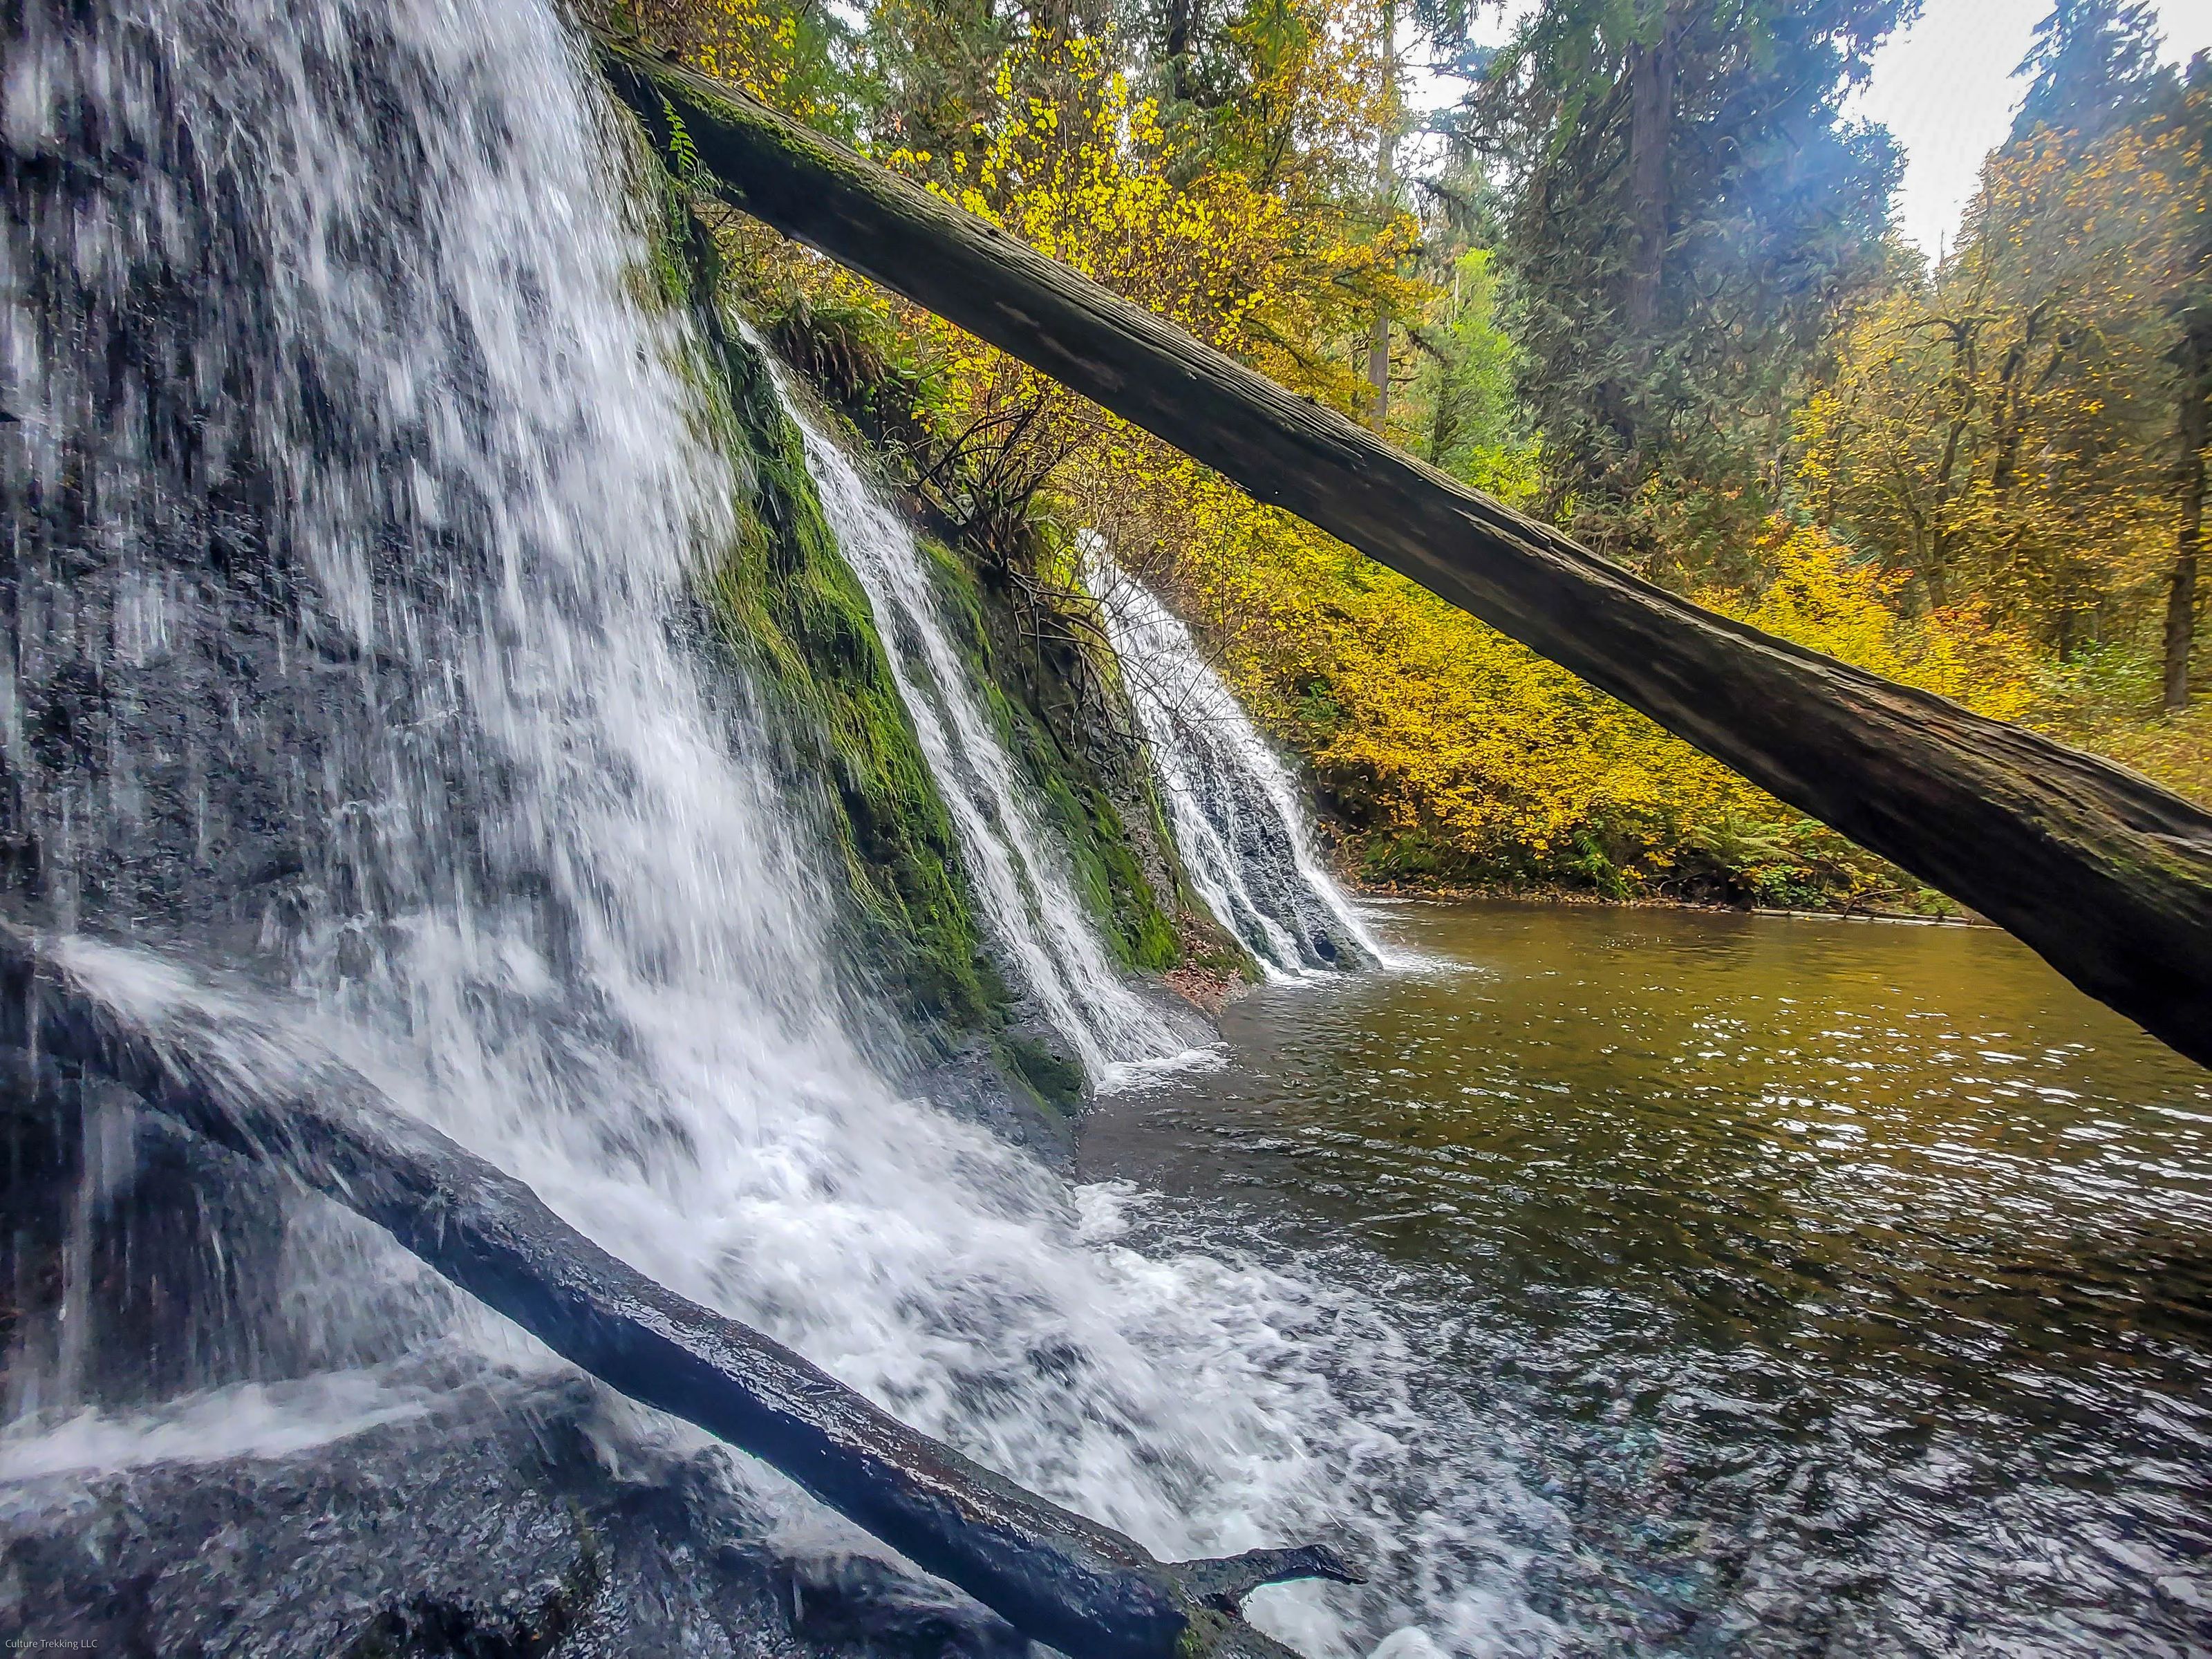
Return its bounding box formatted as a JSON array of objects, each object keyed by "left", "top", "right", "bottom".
[
  {"left": 914, "top": 536, "right": 1188, "bottom": 973},
  {"left": 653, "top": 198, "right": 1246, "bottom": 1092},
  {"left": 650, "top": 207, "right": 1002, "bottom": 1033},
  {"left": 999, "top": 1031, "right": 1087, "bottom": 1113}
]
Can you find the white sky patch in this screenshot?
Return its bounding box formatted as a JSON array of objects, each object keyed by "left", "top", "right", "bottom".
[
  {"left": 1403, "top": 0, "right": 1538, "bottom": 115},
  {"left": 1403, "top": 1, "right": 2212, "bottom": 260},
  {"left": 1852, "top": 0, "right": 2209, "bottom": 259}
]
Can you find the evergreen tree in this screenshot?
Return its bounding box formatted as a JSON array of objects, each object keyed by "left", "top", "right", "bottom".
[
  {"left": 1418, "top": 249, "right": 1537, "bottom": 498},
  {"left": 1461, "top": 0, "right": 1909, "bottom": 576},
  {"left": 2012, "top": 0, "right": 2168, "bottom": 143}
]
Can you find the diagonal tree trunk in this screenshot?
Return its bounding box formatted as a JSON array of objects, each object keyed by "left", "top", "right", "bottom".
[{"left": 598, "top": 41, "right": 2212, "bottom": 1069}]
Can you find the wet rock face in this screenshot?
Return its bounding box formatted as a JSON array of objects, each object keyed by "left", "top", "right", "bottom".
[
  {"left": 904, "top": 1035, "right": 1076, "bottom": 1168},
  {"left": 5, "top": 1394, "right": 608, "bottom": 1658},
  {"left": 0, "top": 3, "right": 587, "bottom": 1010},
  {"left": 0, "top": 1059, "right": 317, "bottom": 1414},
  {"left": 0, "top": 1372, "right": 1025, "bottom": 1659},
  {"left": 780, "top": 1555, "right": 1031, "bottom": 1659},
  {"left": 0, "top": 1051, "right": 453, "bottom": 1421}
]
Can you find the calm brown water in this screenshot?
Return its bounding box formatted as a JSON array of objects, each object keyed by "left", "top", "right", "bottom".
[{"left": 1080, "top": 900, "right": 2212, "bottom": 1656}]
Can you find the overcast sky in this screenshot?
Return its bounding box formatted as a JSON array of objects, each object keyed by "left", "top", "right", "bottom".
[
  {"left": 1857, "top": 0, "right": 2211, "bottom": 256},
  {"left": 1418, "top": 1, "right": 2212, "bottom": 259}
]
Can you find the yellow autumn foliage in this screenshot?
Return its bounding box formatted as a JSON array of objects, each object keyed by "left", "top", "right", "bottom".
[
  {"left": 623, "top": 0, "right": 848, "bottom": 124},
  {"left": 720, "top": 6, "right": 1423, "bottom": 414},
  {"left": 1709, "top": 525, "right": 2040, "bottom": 724},
  {"left": 1132, "top": 487, "right": 2036, "bottom": 895},
  {"left": 648, "top": 0, "right": 2191, "bottom": 908}
]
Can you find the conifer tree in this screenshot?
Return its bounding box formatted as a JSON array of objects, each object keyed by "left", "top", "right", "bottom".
[
  {"left": 1460, "top": 0, "right": 1909, "bottom": 577},
  {"left": 2012, "top": 0, "right": 2167, "bottom": 143}
]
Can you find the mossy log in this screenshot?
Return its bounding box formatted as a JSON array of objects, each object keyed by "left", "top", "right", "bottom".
[
  {"left": 0, "top": 921, "right": 1355, "bottom": 1659},
  {"left": 597, "top": 40, "right": 2212, "bottom": 1070}
]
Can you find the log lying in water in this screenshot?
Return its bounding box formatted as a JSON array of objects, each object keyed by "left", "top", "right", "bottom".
[
  {"left": 595, "top": 40, "right": 2212, "bottom": 1071},
  {"left": 0, "top": 921, "right": 1356, "bottom": 1659}
]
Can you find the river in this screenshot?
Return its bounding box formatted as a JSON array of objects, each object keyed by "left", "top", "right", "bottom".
[{"left": 1081, "top": 900, "right": 2212, "bottom": 1655}]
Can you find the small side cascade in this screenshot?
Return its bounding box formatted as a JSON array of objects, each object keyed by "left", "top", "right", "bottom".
[
  {"left": 1089, "top": 560, "right": 1384, "bottom": 978},
  {"left": 767, "top": 366, "right": 1201, "bottom": 1086}
]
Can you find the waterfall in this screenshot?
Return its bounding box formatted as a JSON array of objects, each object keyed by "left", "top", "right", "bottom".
[
  {"left": 775, "top": 384, "right": 1202, "bottom": 1087},
  {"left": 1091, "top": 563, "right": 1385, "bottom": 978},
  {"left": 0, "top": 2, "right": 1527, "bottom": 1654}
]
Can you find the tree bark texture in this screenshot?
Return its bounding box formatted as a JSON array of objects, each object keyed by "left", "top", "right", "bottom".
[
  {"left": 599, "top": 42, "right": 2212, "bottom": 1071},
  {"left": 1622, "top": 14, "right": 1677, "bottom": 340},
  {"left": 2165, "top": 314, "right": 2208, "bottom": 711},
  {"left": 1163, "top": 0, "right": 1197, "bottom": 106},
  {"left": 0, "top": 921, "right": 1356, "bottom": 1659}
]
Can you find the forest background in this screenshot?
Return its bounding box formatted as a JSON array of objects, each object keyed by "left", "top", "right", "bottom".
[{"left": 615, "top": 0, "right": 2212, "bottom": 913}]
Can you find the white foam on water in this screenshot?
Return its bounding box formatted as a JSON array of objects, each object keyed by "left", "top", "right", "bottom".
[{"left": 0, "top": 1371, "right": 441, "bottom": 1484}]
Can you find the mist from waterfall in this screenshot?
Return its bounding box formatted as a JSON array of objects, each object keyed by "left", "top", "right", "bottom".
[
  {"left": 0, "top": 2, "right": 1539, "bottom": 1654},
  {"left": 1091, "top": 562, "right": 1385, "bottom": 979}
]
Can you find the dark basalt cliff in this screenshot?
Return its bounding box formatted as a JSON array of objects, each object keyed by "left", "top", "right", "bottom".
[{"left": 5, "top": 1359, "right": 1029, "bottom": 1659}]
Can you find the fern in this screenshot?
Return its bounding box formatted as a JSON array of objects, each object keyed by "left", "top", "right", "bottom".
[{"left": 659, "top": 97, "right": 700, "bottom": 182}]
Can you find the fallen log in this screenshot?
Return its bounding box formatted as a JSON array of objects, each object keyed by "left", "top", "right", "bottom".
[
  {"left": 596, "top": 39, "right": 2212, "bottom": 1071},
  {"left": 0, "top": 921, "right": 1356, "bottom": 1659}
]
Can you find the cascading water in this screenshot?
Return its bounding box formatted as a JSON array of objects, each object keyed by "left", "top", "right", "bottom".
[
  {"left": 0, "top": 1, "right": 1538, "bottom": 1653},
  {"left": 1091, "top": 563, "right": 1385, "bottom": 979},
  {"left": 776, "top": 385, "right": 1202, "bottom": 1087}
]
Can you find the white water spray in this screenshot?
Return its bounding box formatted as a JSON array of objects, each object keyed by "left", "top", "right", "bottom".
[{"left": 1091, "top": 562, "right": 1385, "bottom": 978}]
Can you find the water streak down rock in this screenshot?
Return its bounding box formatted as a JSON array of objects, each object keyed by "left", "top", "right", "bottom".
[
  {"left": 769, "top": 366, "right": 1199, "bottom": 1085},
  {"left": 1091, "top": 562, "right": 1380, "bottom": 978},
  {"left": 0, "top": 919, "right": 1356, "bottom": 1659},
  {"left": 597, "top": 40, "right": 2212, "bottom": 1071}
]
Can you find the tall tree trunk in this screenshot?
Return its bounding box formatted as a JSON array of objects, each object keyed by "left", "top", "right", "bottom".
[
  {"left": 1623, "top": 7, "right": 1678, "bottom": 340},
  {"left": 1367, "top": 0, "right": 1396, "bottom": 432},
  {"left": 2166, "top": 314, "right": 2209, "bottom": 710},
  {"left": 1989, "top": 303, "right": 2056, "bottom": 502},
  {"left": 1925, "top": 315, "right": 1982, "bottom": 614},
  {"left": 2166, "top": 476, "right": 2201, "bottom": 710},
  {"left": 1163, "top": 0, "right": 1196, "bottom": 103}
]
